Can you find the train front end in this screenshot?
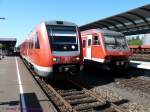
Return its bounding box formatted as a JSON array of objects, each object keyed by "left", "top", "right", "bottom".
[
  {"left": 102, "top": 32, "right": 131, "bottom": 69},
  {"left": 46, "top": 21, "right": 83, "bottom": 77}
]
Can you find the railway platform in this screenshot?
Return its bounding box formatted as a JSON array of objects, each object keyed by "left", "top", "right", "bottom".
[
  {"left": 0, "top": 56, "right": 57, "bottom": 112},
  {"left": 130, "top": 60, "right": 150, "bottom": 70}
]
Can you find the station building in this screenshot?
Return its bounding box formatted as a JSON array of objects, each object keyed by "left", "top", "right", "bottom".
[{"left": 0, "top": 38, "right": 17, "bottom": 56}]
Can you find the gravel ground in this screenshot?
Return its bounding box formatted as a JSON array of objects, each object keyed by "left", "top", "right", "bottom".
[
  {"left": 138, "top": 69, "right": 150, "bottom": 81},
  {"left": 130, "top": 54, "right": 150, "bottom": 62},
  {"left": 93, "top": 83, "right": 150, "bottom": 112},
  {"left": 74, "top": 67, "right": 150, "bottom": 112},
  {"left": 138, "top": 76, "right": 150, "bottom": 81}
]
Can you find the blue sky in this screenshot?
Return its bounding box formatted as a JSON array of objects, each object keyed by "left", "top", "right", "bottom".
[{"left": 0, "top": 0, "right": 149, "bottom": 46}]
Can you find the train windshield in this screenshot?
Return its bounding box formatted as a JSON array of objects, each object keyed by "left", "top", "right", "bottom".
[
  {"left": 47, "top": 26, "right": 78, "bottom": 51},
  {"left": 51, "top": 30, "right": 77, "bottom": 44},
  {"left": 104, "top": 35, "right": 128, "bottom": 51}
]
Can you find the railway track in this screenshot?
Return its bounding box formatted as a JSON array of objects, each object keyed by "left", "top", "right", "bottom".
[
  {"left": 36, "top": 77, "right": 127, "bottom": 112},
  {"left": 130, "top": 53, "right": 150, "bottom": 62},
  {"left": 23, "top": 61, "right": 127, "bottom": 112},
  {"left": 116, "top": 78, "right": 150, "bottom": 95}
]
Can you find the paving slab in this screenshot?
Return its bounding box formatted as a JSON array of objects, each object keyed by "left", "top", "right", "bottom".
[{"left": 0, "top": 57, "right": 57, "bottom": 112}]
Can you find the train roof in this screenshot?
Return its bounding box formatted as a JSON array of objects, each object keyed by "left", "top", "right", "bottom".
[
  {"left": 81, "top": 29, "right": 124, "bottom": 36},
  {"left": 45, "top": 20, "right": 77, "bottom": 26}
]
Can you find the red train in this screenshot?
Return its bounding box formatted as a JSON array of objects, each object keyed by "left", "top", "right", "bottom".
[
  {"left": 129, "top": 45, "right": 150, "bottom": 53},
  {"left": 81, "top": 29, "right": 131, "bottom": 70},
  {"left": 20, "top": 21, "right": 83, "bottom": 78}
]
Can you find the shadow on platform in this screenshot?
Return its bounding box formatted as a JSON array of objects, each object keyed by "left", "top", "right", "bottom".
[
  {"left": 0, "top": 100, "right": 19, "bottom": 106},
  {"left": 20, "top": 93, "right": 43, "bottom": 112}
]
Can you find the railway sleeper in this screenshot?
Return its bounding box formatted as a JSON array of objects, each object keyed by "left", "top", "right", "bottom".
[
  {"left": 130, "top": 87, "right": 150, "bottom": 94},
  {"left": 64, "top": 94, "right": 89, "bottom": 100},
  {"left": 58, "top": 91, "right": 84, "bottom": 96},
  {"left": 36, "top": 80, "right": 76, "bottom": 111},
  {"left": 79, "top": 108, "right": 96, "bottom": 112},
  {"left": 122, "top": 83, "right": 150, "bottom": 92},
  {"left": 57, "top": 89, "right": 79, "bottom": 93},
  {"left": 124, "top": 82, "right": 150, "bottom": 88},
  {"left": 74, "top": 101, "right": 105, "bottom": 111},
  {"left": 103, "top": 107, "right": 120, "bottom": 112},
  {"left": 68, "top": 97, "right": 97, "bottom": 105}
]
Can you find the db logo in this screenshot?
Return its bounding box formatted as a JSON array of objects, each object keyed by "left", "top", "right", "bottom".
[
  {"left": 64, "top": 58, "right": 70, "bottom": 63},
  {"left": 119, "top": 52, "right": 123, "bottom": 55}
]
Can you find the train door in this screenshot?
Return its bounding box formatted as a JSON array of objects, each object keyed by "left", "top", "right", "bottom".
[
  {"left": 82, "top": 37, "right": 87, "bottom": 57},
  {"left": 86, "top": 35, "right": 92, "bottom": 59},
  {"left": 91, "top": 33, "right": 104, "bottom": 62}
]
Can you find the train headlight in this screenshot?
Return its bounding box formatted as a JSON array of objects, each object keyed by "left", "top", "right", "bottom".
[
  {"left": 72, "top": 45, "right": 75, "bottom": 50},
  {"left": 76, "top": 57, "right": 80, "bottom": 61},
  {"left": 53, "top": 58, "right": 61, "bottom": 62},
  {"left": 53, "top": 58, "right": 57, "bottom": 61}
]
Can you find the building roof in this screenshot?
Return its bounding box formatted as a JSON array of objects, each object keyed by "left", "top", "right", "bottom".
[
  {"left": 0, "top": 38, "right": 16, "bottom": 42},
  {"left": 0, "top": 38, "right": 17, "bottom": 47},
  {"left": 80, "top": 4, "right": 150, "bottom": 35}
]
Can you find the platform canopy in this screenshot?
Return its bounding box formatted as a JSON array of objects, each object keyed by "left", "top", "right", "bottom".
[
  {"left": 0, "top": 38, "right": 16, "bottom": 48},
  {"left": 80, "top": 4, "right": 150, "bottom": 36}
]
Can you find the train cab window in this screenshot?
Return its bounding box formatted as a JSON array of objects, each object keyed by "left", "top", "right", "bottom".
[
  {"left": 28, "top": 42, "right": 30, "bottom": 49},
  {"left": 31, "top": 41, "right": 34, "bottom": 49},
  {"left": 47, "top": 26, "right": 78, "bottom": 51},
  {"left": 35, "top": 33, "right": 40, "bottom": 49},
  {"left": 88, "top": 39, "right": 92, "bottom": 47},
  {"left": 29, "top": 40, "right": 33, "bottom": 49},
  {"left": 93, "top": 36, "right": 100, "bottom": 45},
  {"left": 83, "top": 40, "right": 86, "bottom": 48}
]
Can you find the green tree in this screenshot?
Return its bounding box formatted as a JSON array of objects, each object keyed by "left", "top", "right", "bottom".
[
  {"left": 0, "top": 44, "right": 3, "bottom": 49},
  {"left": 0, "top": 44, "right": 10, "bottom": 50}
]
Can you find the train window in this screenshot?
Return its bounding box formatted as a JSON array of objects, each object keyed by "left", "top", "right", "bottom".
[
  {"left": 35, "top": 33, "right": 40, "bottom": 49},
  {"left": 83, "top": 40, "right": 86, "bottom": 48},
  {"left": 29, "top": 41, "right": 31, "bottom": 49},
  {"left": 31, "top": 38, "right": 34, "bottom": 49},
  {"left": 93, "top": 36, "right": 100, "bottom": 45},
  {"left": 88, "top": 39, "right": 91, "bottom": 47},
  {"left": 29, "top": 40, "right": 33, "bottom": 49},
  {"left": 47, "top": 26, "right": 77, "bottom": 44},
  {"left": 47, "top": 26, "right": 79, "bottom": 51},
  {"left": 28, "top": 42, "right": 29, "bottom": 49}
]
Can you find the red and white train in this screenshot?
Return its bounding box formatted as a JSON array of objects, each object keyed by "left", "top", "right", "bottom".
[
  {"left": 81, "top": 29, "right": 131, "bottom": 70},
  {"left": 20, "top": 21, "right": 83, "bottom": 78}
]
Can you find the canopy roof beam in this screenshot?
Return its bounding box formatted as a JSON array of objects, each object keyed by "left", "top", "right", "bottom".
[
  {"left": 108, "top": 18, "right": 128, "bottom": 31},
  {"left": 101, "top": 20, "right": 120, "bottom": 31},
  {"left": 127, "top": 12, "right": 150, "bottom": 28}
]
